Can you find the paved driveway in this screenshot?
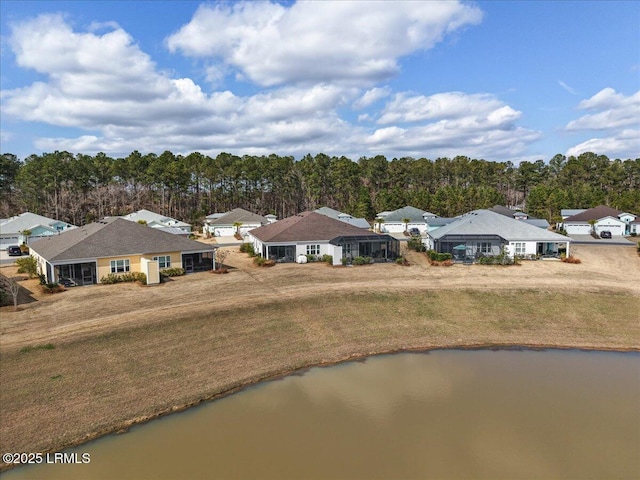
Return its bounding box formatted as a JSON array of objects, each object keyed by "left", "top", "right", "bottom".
[{"left": 568, "top": 235, "right": 637, "bottom": 246}]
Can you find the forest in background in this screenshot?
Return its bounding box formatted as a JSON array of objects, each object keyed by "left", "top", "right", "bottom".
[{"left": 1, "top": 151, "right": 638, "bottom": 227}]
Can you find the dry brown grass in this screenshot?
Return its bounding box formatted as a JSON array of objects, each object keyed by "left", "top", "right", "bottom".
[{"left": 0, "top": 244, "right": 639, "bottom": 466}]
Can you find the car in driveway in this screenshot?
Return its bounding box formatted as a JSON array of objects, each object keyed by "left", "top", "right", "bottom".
[
  {"left": 599, "top": 231, "right": 612, "bottom": 239},
  {"left": 409, "top": 227, "right": 421, "bottom": 237},
  {"left": 7, "top": 245, "right": 23, "bottom": 256}
]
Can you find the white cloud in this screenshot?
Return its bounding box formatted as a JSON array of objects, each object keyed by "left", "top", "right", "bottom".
[
  {"left": 564, "top": 88, "right": 640, "bottom": 159},
  {"left": 377, "top": 92, "right": 515, "bottom": 125},
  {"left": 558, "top": 80, "right": 578, "bottom": 95},
  {"left": 353, "top": 87, "right": 392, "bottom": 110},
  {"left": 2, "top": 10, "right": 542, "bottom": 162},
  {"left": 566, "top": 129, "right": 640, "bottom": 158},
  {"left": 166, "top": 1, "right": 482, "bottom": 87},
  {"left": 566, "top": 88, "right": 640, "bottom": 131}
]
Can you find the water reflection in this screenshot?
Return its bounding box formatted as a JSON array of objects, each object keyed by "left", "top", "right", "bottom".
[{"left": 6, "top": 350, "right": 639, "bottom": 480}]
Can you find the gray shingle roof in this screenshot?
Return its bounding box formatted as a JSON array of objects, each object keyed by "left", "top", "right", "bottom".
[
  {"left": 378, "top": 206, "right": 426, "bottom": 222},
  {"left": 0, "top": 212, "right": 74, "bottom": 234},
  {"left": 206, "top": 208, "right": 269, "bottom": 226},
  {"left": 563, "top": 205, "right": 623, "bottom": 222},
  {"left": 122, "top": 209, "right": 191, "bottom": 228},
  {"left": 30, "top": 218, "right": 213, "bottom": 262},
  {"left": 429, "top": 210, "right": 569, "bottom": 242},
  {"left": 249, "top": 211, "right": 378, "bottom": 243},
  {"left": 314, "top": 207, "right": 370, "bottom": 229}
]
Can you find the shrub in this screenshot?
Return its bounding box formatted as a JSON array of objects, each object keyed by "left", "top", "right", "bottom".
[
  {"left": 239, "top": 243, "right": 256, "bottom": 256},
  {"left": 41, "top": 283, "right": 64, "bottom": 294},
  {"left": 341, "top": 257, "right": 348, "bottom": 266},
  {"left": 352, "top": 256, "right": 372, "bottom": 265},
  {"left": 160, "top": 267, "right": 185, "bottom": 277},
  {"left": 16, "top": 256, "right": 38, "bottom": 278},
  {"left": 396, "top": 256, "right": 409, "bottom": 266},
  {"left": 562, "top": 255, "right": 582, "bottom": 264},
  {"left": 407, "top": 237, "right": 426, "bottom": 252},
  {"left": 100, "top": 272, "right": 147, "bottom": 285},
  {"left": 253, "top": 256, "right": 275, "bottom": 267},
  {"left": 427, "top": 250, "right": 452, "bottom": 262},
  {"left": 306, "top": 254, "right": 318, "bottom": 262},
  {"left": 321, "top": 254, "right": 333, "bottom": 264}
]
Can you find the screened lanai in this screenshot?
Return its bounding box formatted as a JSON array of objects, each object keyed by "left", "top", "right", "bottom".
[{"left": 330, "top": 234, "right": 400, "bottom": 263}]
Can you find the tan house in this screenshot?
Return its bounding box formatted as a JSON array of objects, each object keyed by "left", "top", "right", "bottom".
[{"left": 29, "top": 218, "right": 215, "bottom": 286}]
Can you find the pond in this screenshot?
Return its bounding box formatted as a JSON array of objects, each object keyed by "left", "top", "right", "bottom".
[{"left": 6, "top": 349, "right": 639, "bottom": 479}]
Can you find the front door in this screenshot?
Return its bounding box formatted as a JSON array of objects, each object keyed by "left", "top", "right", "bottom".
[
  {"left": 81, "top": 264, "right": 95, "bottom": 285},
  {"left": 184, "top": 256, "right": 194, "bottom": 273}
]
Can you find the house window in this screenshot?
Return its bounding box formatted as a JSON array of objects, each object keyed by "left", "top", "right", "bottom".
[
  {"left": 110, "top": 259, "right": 130, "bottom": 273},
  {"left": 476, "top": 242, "right": 491, "bottom": 254},
  {"left": 306, "top": 244, "right": 320, "bottom": 255},
  {"left": 153, "top": 255, "right": 171, "bottom": 269},
  {"left": 514, "top": 243, "right": 526, "bottom": 255}
]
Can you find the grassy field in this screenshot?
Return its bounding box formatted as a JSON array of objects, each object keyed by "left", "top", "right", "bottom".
[{"left": 1, "top": 244, "right": 639, "bottom": 466}]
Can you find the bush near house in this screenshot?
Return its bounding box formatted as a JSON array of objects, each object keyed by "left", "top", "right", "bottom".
[
  {"left": 253, "top": 256, "right": 275, "bottom": 267},
  {"left": 321, "top": 254, "right": 333, "bottom": 264},
  {"left": 41, "top": 283, "right": 65, "bottom": 294},
  {"left": 100, "top": 272, "right": 147, "bottom": 284},
  {"left": 15, "top": 256, "right": 38, "bottom": 278},
  {"left": 407, "top": 237, "right": 426, "bottom": 252},
  {"left": 561, "top": 255, "right": 582, "bottom": 264},
  {"left": 239, "top": 243, "right": 256, "bottom": 256},
  {"left": 352, "top": 256, "right": 373, "bottom": 265},
  {"left": 160, "top": 267, "right": 185, "bottom": 277},
  {"left": 426, "top": 250, "right": 454, "bottom": 267}
]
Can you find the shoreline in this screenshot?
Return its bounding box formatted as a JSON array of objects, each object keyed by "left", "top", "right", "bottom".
[{"left": 2, "top": 342, "right": 638, "bottom": 473}]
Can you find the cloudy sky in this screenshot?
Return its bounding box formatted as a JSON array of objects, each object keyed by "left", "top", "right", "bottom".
[{"left": 1, "top": 0, "right": 638, "bottom": 163}]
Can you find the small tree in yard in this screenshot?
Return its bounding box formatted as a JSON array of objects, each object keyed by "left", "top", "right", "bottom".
[
  {"left": 4, "top": 278, "right": 20, "bottom": 311},
  {"left": 402, "top": 218, "right": 410, "bottom": 233},
  {"left": 215, "top": 249, "right": 229, "bottom": 270},
  {"left": 16, "top": 256, "right": 38, "bottom": 278}
]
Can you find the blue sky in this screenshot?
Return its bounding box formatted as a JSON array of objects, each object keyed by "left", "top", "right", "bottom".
[{"left": 1, "top": 0, "right": 638, "bottom": 163}]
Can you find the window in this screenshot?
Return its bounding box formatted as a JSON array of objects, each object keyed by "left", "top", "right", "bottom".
[
  {"left": 476, "top": 242, "right": 491, "bottom": 254},
  {"left": 110, "top": 259, "right": 130, "bottom": 273},
  {"left": 514, "top": 243, "right": 526, "bottom": 255},
  {"left": 153, "top": 255, "right": 171, "bottom": 269},
  {"left": 306, "top": 244, "right": 320, "bottom": 255}
]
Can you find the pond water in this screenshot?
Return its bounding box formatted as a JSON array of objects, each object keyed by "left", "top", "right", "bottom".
[{"left": 6, "top": 349, "right": 639, "bottom": 479}]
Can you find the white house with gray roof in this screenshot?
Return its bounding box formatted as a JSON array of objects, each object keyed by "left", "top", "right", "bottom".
[
  {"left": 0, "top": 212, "right": 76, "bottom": 250},
  {"left": 427, "top": 209, "right": 570, "bottom": 261},
  {"left": 121, "top": 209, "right": 191, "bottom": 234},
  {"left": 376, "top": 206, "right": 435, "bottom": 233},
  {"left": 204, "top": 208, "right": 275, "bottom": 237}
]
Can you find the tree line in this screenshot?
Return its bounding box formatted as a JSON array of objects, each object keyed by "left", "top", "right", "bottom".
[{"left": 1, "top": 151, "right": 638, "bottom": 227}]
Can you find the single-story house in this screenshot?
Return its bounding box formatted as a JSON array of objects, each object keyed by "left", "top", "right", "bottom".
[
  {"left": 426, "top": 209, "right": 571, "bottom": 262},
  {"left": 29, "top": 218, "right": 215, "bottom": 286},
  {"left": 561, "top": 206, "right": 629, "bottom": 237},
  {"left": 489, "top": 205, "right": 550, "bottom": 229},
  {"left": 314, "top": 207, "right": 370, "bottom": 229},
  {"left": 247, "top": 211, "right": 400, "bottom": 265},
  {"left": 0, "top": 212, "right": 76, "bottom": 250},
  {"left": 204, "top": 208, "right": 275, "bottom": 237},
  {"left": 121, "top": 209, "right": 192, "bottom": 234},
  {"left": 376, "top": 206, "right": 435, "bottom": 233}
]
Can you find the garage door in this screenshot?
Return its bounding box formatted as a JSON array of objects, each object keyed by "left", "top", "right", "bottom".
[{"left": 0, "top": 236, "right": 20, "bottom": 250}]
